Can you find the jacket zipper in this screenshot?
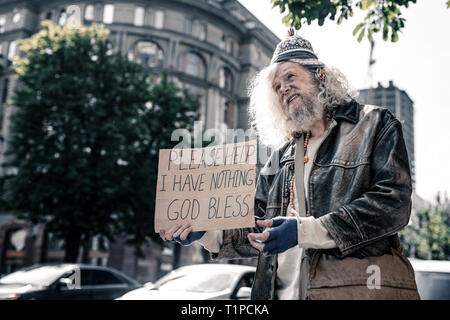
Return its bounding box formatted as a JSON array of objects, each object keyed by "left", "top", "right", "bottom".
[
  {"left": 271, "top": 162, "right": 291, "bottom": 300},
  {"left": 281, "top": 163, "right": 292, "bottom": 217}
]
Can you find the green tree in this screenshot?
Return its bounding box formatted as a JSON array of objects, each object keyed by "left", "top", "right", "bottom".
[
  {"left": 272, "top": 0, "right": 447, "bottom": 43},
  {"left": 416, "top": 209, "right": 450, "bottom": 260},
  {"left": 116, "top": 72, "right": 200, "bottom": 259},
  {"left": 399, "top": 221, "right": 420, "bottom": 258},
  {"left": 1, "top": 21, "right": 198, "bottom": 262},
  {"left": 400, "top": 207, "right": 450, "bottom": 260}
]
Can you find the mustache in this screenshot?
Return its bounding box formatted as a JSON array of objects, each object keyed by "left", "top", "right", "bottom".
[
  {"left": 282, "top": 94, "right": 324, "bottom": 133},
  {"left": 285, "top": 95, "right": 317, "bottom": 119},
  {"left": 283, "top": 91, "right": 304, "bottom": 108}
]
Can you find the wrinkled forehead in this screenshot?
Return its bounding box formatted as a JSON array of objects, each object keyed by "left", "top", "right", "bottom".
[{"left": 271, "top": 62, "right": 312, "bottom": 84}]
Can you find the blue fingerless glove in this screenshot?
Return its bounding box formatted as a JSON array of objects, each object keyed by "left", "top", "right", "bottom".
[
  {"left": 262, "top": 217, "right": 298, "bottom": 256},
  {"left": 173, "top": 231, "right": 205, "bottom": 246}
]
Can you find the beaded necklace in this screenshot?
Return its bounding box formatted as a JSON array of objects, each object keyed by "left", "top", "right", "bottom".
[{"left": 289, "top": 130, "right": 311, "bottom": 212}]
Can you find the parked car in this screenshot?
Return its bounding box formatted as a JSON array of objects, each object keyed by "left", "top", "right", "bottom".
[
  {"left": 0, "top": 264, "right": 141, "bottom": 300},
  {"left": 116, "top": 263, "right": 255, "bottom": 300},
  {"left": 409, "top": 259, "right": 450, "bottom": 300}
]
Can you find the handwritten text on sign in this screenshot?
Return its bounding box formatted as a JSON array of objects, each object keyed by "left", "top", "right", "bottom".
[{"left": 154, "top": 140, "right": 257, "bottom": 232}]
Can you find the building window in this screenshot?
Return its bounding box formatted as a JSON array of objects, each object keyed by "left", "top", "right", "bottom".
[
  {"left": 7, "top": 41, "right": 16, "bottom": 61},
  {"left": 257, "top": 50, "right": 262, "bottom": 62},
  {"left": 220, "top": 35, "right": 234, "bottom": 55},
  {"left": 184, "top": 18, "right": 206, "bottom": 40},
  {"left": 58, "top": 9, "right": 67, "bottom": 26},
  {"left": 0, "top": 16, "right": 5, "bottom": 33},
  {"left": 2, "top": 78, "right": 9, "bottom": 104},
  {"left": 223, "top": 98, "right": 235, "bottom": 128},
  {"left": 219, "top": 67, "right": 233, "bottom": 92},
  {"left": 200, "top": 25, "right": 206, "bottom": 40},
  {"left": 1, "top": 228, "right": 28, "bottom": 274},
  {"left": 192, "top": 20, "right": 206, "bottom": 40},
  {"left": 85, "top": 4, "right": 94, "bottom": 21},
  {"left": 134, "top": 41, "right": 164, "bottom": 68},
  {"left": 183, "top": 82, "right": 205, "bottom": 123},
  {"left": 45, "top": 232, "right": 65, "bottom": 263},
  {"left": 226, "top": 38, "right": 234, "bottom": 54},
  {"left": 154, "top": 10, "right": 164, "bottom": 29},
  {"left": 103, "top": 4, "right": 114, "bottom": 24},
  {"left": 45, "top": 11, "right": 53, "bottom": 21},
  {"left": 183, "top": 17, "right": 192, "bottom": 34},
  {"left": 12, "top": 11, "right": 21, "bottom": 24},
  {"left": 179, "top": 52, "right": 206, "bottom": 79},
  {"left": 134, "top": 7, "right": 144, "bottom": 26},
  {"left": 220, "top": 35, "right": 226, "bottom": 50}
]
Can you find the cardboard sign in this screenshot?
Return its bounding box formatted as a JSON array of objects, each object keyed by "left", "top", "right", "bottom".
[{"left": 154, "top": 140, "right": 257, "bottom": 232}]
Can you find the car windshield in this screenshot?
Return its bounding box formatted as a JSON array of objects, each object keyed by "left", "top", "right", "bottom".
[
  {"left": 0, "top": 265, "right": 70, "bottom": 287},
  {"left": 415, "top": 271, "right": 450, "bottom": 300},
  {"left": 153, "top": 271, "right": 236, "bottom": 293}
]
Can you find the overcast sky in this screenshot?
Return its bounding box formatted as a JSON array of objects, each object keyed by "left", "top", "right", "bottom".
[{"left": 238, "top": 0, "right": 450, "bottom": 203}]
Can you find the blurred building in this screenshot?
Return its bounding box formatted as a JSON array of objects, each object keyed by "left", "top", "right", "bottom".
[
  {"left": 0, "top": 0, "right": 278, "bottom": 282},
  {"left": 358, "top": 81, "right": 416, "bottom": 189}
]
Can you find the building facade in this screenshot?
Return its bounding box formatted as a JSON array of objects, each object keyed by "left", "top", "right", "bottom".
[
  {"left": 0, "top": 0, "right": 279, "bottom": 282},
  {"left": 358, "top": 81, "right": 416, "bottom": 189}
]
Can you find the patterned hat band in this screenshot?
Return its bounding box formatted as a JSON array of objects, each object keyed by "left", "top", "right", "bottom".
[
  {"left": 271, "top": 47, "right": 318, "bottom": 62},
  {"left": 287, "top": 58, "right": 325, "bottom": 71}
]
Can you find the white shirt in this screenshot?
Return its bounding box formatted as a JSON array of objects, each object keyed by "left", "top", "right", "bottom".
[{"left": 276, "top": 128, "right": 336, "bottom": 300}]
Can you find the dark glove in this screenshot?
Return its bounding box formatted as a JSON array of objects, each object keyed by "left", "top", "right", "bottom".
[
  {"left": 173, "top": 231, "right": 205, "bottom": 246},
  {"left": 263, "top": 217, "right": 298, "bottom": 256}
]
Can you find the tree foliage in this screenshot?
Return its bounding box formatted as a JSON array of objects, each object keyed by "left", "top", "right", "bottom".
[
  {"left": 116, "top": 73, "right": 200, "bottom": 258},
  {"left": 400, "top": 207, "right": 450, "bottom": 260},
  {"left": 271, "top": 0, "right": 440, "bottom": 43},
  {"left": 1, "top": 21, "right": 198, "bottom": 261}
]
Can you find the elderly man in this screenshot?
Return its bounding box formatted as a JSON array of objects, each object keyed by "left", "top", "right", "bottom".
[{"left": 160, "top": 32, "right": 419, "bottom": 300}]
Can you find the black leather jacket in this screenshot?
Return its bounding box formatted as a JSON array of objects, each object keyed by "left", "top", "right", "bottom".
[{"left": 213, "top": 100, "right": 413, "bottom": 299}]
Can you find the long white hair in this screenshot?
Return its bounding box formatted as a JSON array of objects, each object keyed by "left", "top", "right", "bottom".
[{"left": 248, "top": 63, "right": 353, "bottom": 148}]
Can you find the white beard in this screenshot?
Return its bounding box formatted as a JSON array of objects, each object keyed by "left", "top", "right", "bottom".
[{"left": 283, "top": 92, "right": 325, "bottom": 135}]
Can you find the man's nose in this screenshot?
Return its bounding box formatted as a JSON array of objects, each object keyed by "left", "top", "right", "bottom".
[{"left": 280, "top": 82, "right": 290, "bottom": 94}]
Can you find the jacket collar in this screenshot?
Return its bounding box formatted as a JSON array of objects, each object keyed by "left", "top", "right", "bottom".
[
  {"left": 333, "top": 99, "right": 360, "bottom": 124},
  {"left": 279, "top": 100, "right": 360, "bottom": 164},
  {"left": 279, "top": 117, "right": 340, "bottom": 164},
  {"left": 280, "top": 141, "right": 296, "bottom": 164}
]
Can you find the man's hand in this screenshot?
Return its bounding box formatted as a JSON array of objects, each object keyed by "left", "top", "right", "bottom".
[
  {"left": 160, "top": 222, "right": 205, "bottom": 246},
  {"left": 248, "top": 217, "right": 298, "bottom": 256}
]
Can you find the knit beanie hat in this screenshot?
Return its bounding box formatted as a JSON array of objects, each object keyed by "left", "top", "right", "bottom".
[{"left": 271, "top": 29, "right": 325, "bottom": 80}]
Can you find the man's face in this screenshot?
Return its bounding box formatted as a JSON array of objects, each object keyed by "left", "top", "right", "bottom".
[
  {"left": 271, "top": 62, "right": 323, "bottom": 131},
  {"left": 272, "top": 62, "right": 316, "bottom": 109}
]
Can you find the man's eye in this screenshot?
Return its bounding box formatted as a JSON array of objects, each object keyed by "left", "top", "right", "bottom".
[{"left": 288, "top": 74, "right": 294, "bottom": 79}]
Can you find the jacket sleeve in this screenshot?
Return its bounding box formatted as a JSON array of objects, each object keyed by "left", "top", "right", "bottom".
[
  {"left": 211, "top": 147, "right": 278, "bottom": 260},
  {"left": 318, "top": 119, "right": 412, "bottom": 258}
]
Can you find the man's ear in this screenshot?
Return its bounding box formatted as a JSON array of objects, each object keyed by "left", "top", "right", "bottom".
[{"left": 315, "top": 68, "right": 326, "bottom": 81}]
